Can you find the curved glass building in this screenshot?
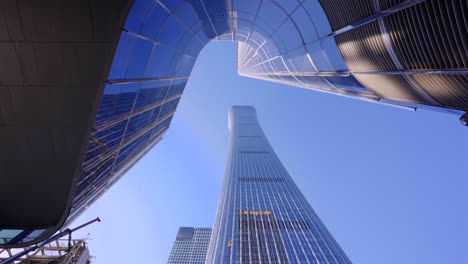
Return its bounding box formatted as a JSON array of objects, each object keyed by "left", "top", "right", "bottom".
[
  {"left": 0, "top": 0, "right": 466, "bottom": 247},
  {"left": 207, "top": 106, "right": 351, "bottom": 263}
]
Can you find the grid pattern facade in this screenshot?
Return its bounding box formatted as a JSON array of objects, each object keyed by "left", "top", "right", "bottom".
[
  {"left": 168, "top": 227, "right": 212, "bottom": 264},
  {"left": 206, "top": 106, "right": 351, "bottom": 263}
]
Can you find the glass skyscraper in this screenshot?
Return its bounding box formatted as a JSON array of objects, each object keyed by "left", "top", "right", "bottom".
[
  {"left": 206, "top": 106, "right": 351, "bottom": 263},
  {"left": 168, "top": 227, "right": 212, "bottom": 264},
  {"left": 1, "top": 0, "right": 466, "bottom": 247}
]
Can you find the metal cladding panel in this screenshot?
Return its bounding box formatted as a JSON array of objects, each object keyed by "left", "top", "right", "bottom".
[
  {"left": 319, "top": 0, "right": 375, "bottom": 30},
  {"left": 335, "top": 21, "right": 397, "bottom": 71},
  {"left": 383, "top": 0, "right": 468, "bottom": 69},
  {"left": 410, "top": 75, "right": 468, "bottom": 110},
  {"left": 355, "top": 74, "right": 428, "bottom": 104},
  {"left": 378, "top": 0, "right": 407, "bottom": 10}
]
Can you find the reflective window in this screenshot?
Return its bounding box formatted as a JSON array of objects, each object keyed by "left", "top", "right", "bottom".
[
  {"left": 135, "top": 80, "right": 171, "bottom": 110},
  {"left": 0, "top": 229, "right": 23, "bottom": 244},
  {"left": 233, "top": 0, "right": 261, "bottom": 16},
  {"left": 301, "top": 0, "right": 332, "bottom": 38},
  {"left": 292, "top": 6, "right": 319, "bottom": 43},
  {"left": 124, "top": 109, "right": 153, "bottom": 140},
  {"left": 257, "top": 1, "right": 287, "bottom": 31},
  {"left": 321, "top": 37, "right": 348, "bottom": 71},
  {"left": 95, "top": 83, "right": 138, "bottom": 124},
  {"left": 159, "top": 98, "right": 181, "bottom": 119},
  {"left": 272, "top": 19, "right": 303, "bottom": 52},
  {"left": 140, "top": 3, "right": 169, "bottom": 40},
  {"left": 306, "top": 42, "right": 333, "bottom": 71}
]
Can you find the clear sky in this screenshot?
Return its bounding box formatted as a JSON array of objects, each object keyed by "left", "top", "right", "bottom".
[{"left": 75, "top": 41, "right": 467, "bottom": 263}]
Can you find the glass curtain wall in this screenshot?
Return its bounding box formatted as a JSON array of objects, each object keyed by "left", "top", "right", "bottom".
[
  {"left": 206, "top": 106, "right": 352, "bottom": 263},
  {"left": 2, "top": 0, "right": 466, "bottom": 248},
  {"left": 72, "top": 0, "right": 468, "bottom": 234}
]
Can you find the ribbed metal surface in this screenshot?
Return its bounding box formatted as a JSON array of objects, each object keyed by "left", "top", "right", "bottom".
[
  {"left": 335, "top": 21, "right": 397, "bottom": 71},
  {"left": 319, "top": 0, "right": 375, "bottom": 30},
  {"left": 355, "top": 73, "right": 428, "bottom": 103},
  {"left": 379, "top": 0, "right": 406, "bottom": 10},
  {"left": 410, "top": 75, "right": 468, "bottom": 110},
  {"left": 383, "top": 0, "right": 468, "bottom": 69}
]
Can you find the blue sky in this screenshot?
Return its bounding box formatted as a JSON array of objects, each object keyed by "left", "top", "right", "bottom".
[{"left": 75, "top": 42, "right": 467, "bottom": 263}]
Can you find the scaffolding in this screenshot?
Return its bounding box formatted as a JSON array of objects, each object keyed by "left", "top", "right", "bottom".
[{"left": 0, "top": 239, "right": 91, "bottom": 264}]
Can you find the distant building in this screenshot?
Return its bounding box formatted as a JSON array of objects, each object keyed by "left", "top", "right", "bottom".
[
  {"left": 206, "top": 106, "right": 351, "bottom": 263},
  {"left": 168, "top": 227, "right": 212, "bottom": 264}
]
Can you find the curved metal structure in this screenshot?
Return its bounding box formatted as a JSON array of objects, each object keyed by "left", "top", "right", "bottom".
[{"left": 0, "top": 0, "right": 466, "bottom": 247}]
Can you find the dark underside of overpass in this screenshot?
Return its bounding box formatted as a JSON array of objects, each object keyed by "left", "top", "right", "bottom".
[{"left": 0, "top": 0, "right": 135, "bottom": 245}]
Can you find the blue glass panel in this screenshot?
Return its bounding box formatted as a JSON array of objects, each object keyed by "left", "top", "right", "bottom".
[
  {"left": 283, "top": 47, "right": 316, "bottom": 72},
  {"left": 274, "top": 0, "right": 301, "bottom": 13},
  {"left": 152, "top": 115, "right": 173, "bottom": 138},
  {"left": 0, "top": 229, "right": 23, "bottom": 244},
  {"left": 124, "top": 109, "right": 153, "bottom": 140},
  {"left": 19, "top": 229, "right": 46, "bottom": 244},
  {"left": 291, "top": 6, "right": 319, "bottom": 43},
  {"left": 235, "top": 19, "right": 253, "bottom": 34},
  {"left": 259, "top": 35, "right": 281, "bottom": 57},
  {"left": 126, "top": 37, "right": 154, "bottom": 78},
  {"left": 95, "top": 83, "right": 138, "bottom": 124},
  {"left": 233, "top": 4, "right": 260, "bottom": 18},
  {"left": 149, "top": 105, "right": 162, "bottom": 122},
  {"left": 233, "top": 0, "right": 261, "bottom": 16},
  {"left": 77, "top": 157, "right": 115, "bottom": 196},
  {"left": 115, "top": 131, "right": 152, "bottom": 169},
  {"left": 202, "top": 0, "right": 228, "bottom": 16},
  {"left": 176, "top": 2, "right": 200, "bottom": 28},
  {"left": 321, "top": 38, "right": 348, "bottom": 71},
  {"left": 124, "top": 0, "right": 155, "bottom": 32},
  {"left": 175, "top": 54, "right": 197, "bottom": 76},
  {"left": 301, "top": 0, "right": 332, "bottom": 38},
  {"left": 159, "top": 98, "right": 180, "bottom": 119},
  {"left": 269, "top": 57, "right": 288, "bottom": 72},
  {"left": 157, "top": 15, "right": 189, "bottom": 47},
  {"left": 272, "top": 18, "right": 303, "bottom": 52},
  {"left": 301, "top": 76, "right": 331, "bottom": 88},
  {"left": 140, "top": 3, "right": 169, "bottom": 39},
  {"left": 145, "top": 45, "right": 180, "bottom": 77},
  {"left": 306, "top": 42, "right": 333, "bottom": 71},
  {"left": 84, "top": 120, "right": 127, "bottom": 163},
  {"left": 192, "top": 20, "right": 216, "bottom": 43},
  {"left": 182, "top": 36, "right": 205, "bottom": 57},
  {"left": 159, "top": 0, "right": 184, "bottom": 11},
  {"left": 176, "top": 32, "right": 201, "bottom": 56},
  {"left": 108, "top": 32, "right": 134, "bottom": 79},
  {"left": 324, "top": 75, "right": 370, "bottom": 93},
  {"left": 135, "top": 80, "right": 171, "bottom": 110},
  {"left": 167, "top": 79, "right": 187, "bottom": 97},
  {"left": 257, "top": 1, "right": 287, "bottom": 31}
]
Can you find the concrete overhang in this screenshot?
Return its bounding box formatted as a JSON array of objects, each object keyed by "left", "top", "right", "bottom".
[{"left": 0, "top": 0, "right": 134, "bottom": 246}]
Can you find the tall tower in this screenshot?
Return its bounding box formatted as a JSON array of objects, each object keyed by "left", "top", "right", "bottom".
[{"left": 206, "top": 106, "right": 351, "bottom": 263}]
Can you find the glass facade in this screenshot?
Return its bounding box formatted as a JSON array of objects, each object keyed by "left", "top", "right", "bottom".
[
  {"left": 68, "top": 0, "right": 468, "bottom": 230},
  {"left": 206, "top": 106, "right": 351, "bottom": 263},
  {"left": 168, "top": 227, "right": 212, "bottom": 264}
]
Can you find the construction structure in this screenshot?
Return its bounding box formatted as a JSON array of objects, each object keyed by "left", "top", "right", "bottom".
[{"left": 0, "top": 239, "right": 91, "bottom": 264}]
